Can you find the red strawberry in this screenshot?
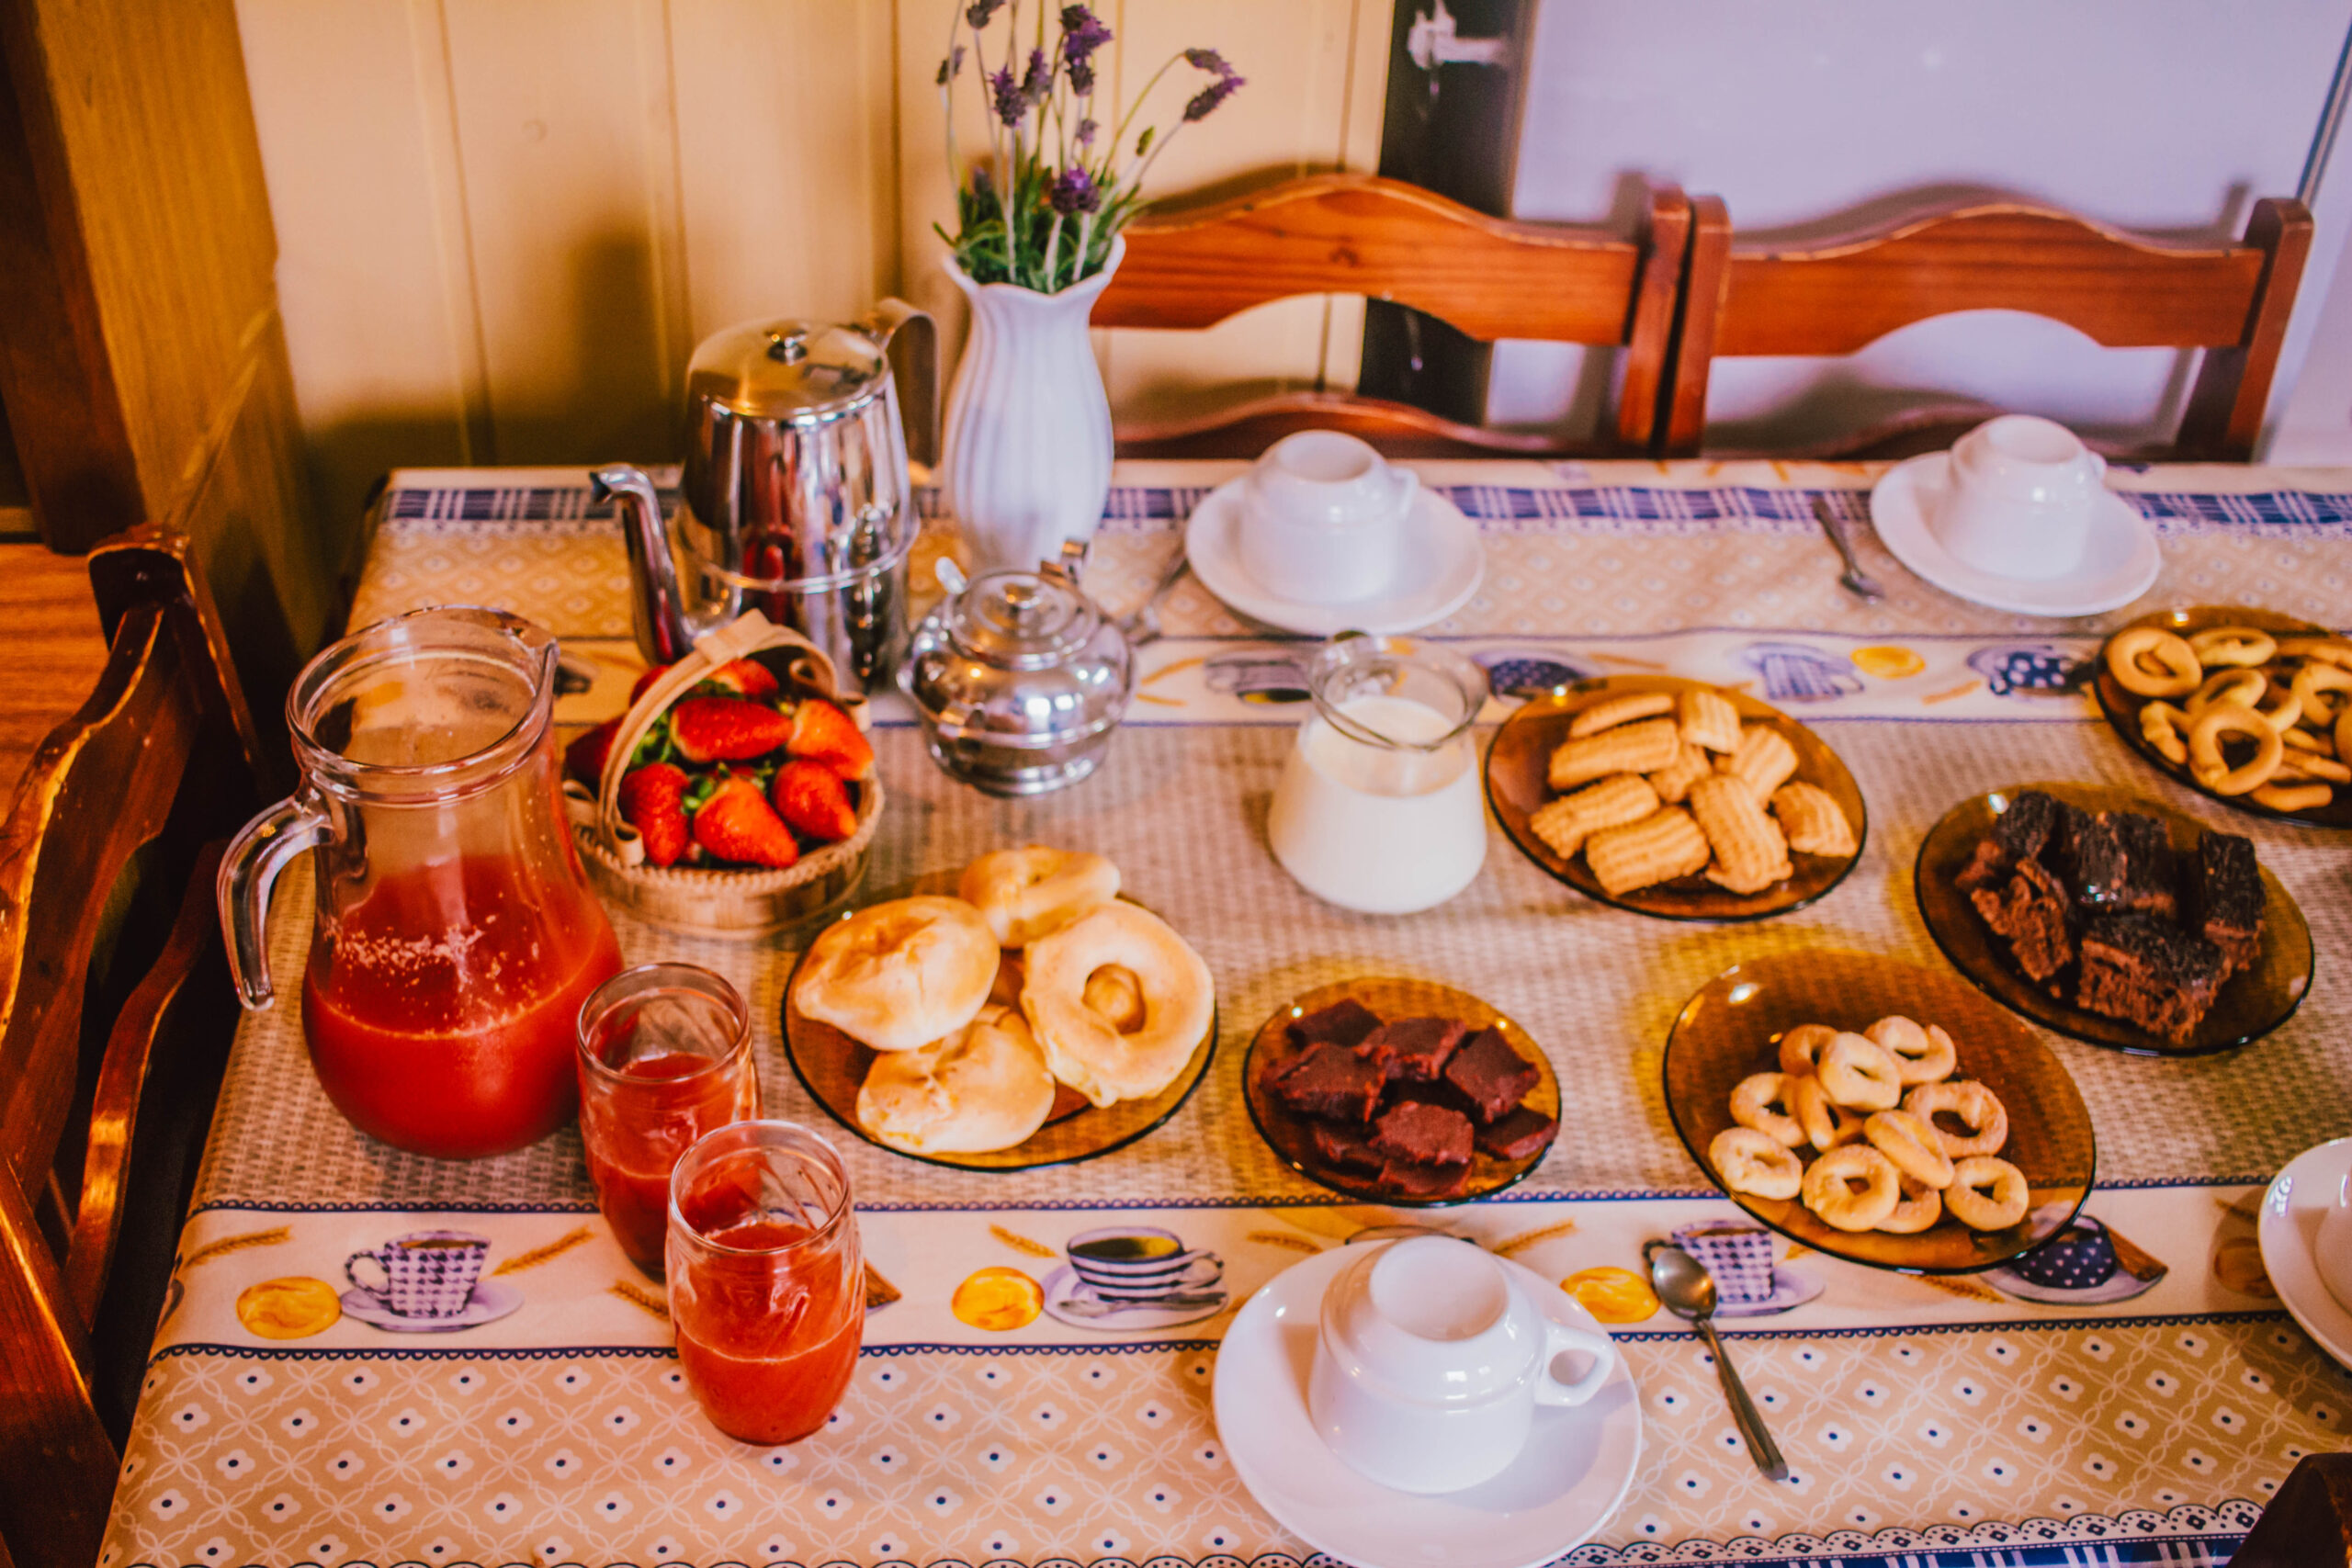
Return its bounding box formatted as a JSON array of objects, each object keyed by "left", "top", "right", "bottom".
[
  {"left": 564, "top": 717, "right": 622, "bottom": 786},
  {"left": 629, "top": 663, "right": 673, "bottom": 704},
  {"left": 618, "top": 763, "right": 691, "bottom": 867},
  {"left": 701, "top": 658, "right": 780, "bottom": 700},
  {"left": 670, "top": 695, "right": 794, "bottom": 762},
  {"left": 772, "top": 760, "right": 858, "bottom": 843},
  {"left": 786, "top": 698, "right": 874, "bottom": 780},
  {"left": 690, "top": 774, "right": 800, "bottom": 868}
]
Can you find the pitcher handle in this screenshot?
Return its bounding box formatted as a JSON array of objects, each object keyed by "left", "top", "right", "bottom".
[
  {"left": 862, "top": 299, "right": 938, "bottom": 468},
  {"left": 1532, "top": 1314, "right": 1617, "bottom": 1409},
  {"left": 218, "top": 795, "right": 327, "bottom": 1010}
]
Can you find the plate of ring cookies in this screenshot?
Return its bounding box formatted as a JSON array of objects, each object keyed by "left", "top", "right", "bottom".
[
  {"left": 1485, "top": 674, "right": 1868, "bottom": 920},
  {"left": 1917, "top": 782, "right": 2312, "bottom": 1056},
  {"left": 2096, "top": 605, "right": 2352, "bottom": 827},
  {"left": 1664, "top": 950, "right": 2096, "bottom": 1273},
  {"left": 1242, "top": 977, "right": 1559, "bottom": 1206},
  {"left": 783, "top": 846, "right": 1217, "bottom": 1170}
]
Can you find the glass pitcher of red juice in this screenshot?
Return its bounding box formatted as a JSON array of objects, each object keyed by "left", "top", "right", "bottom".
[{"left": 219, "top": 605, "right": 625, "bottom": 1158}]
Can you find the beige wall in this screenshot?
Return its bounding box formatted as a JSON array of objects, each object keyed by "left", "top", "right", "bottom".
[{"left": 234, "top": 0, "right": 1392, "bottom": 537}]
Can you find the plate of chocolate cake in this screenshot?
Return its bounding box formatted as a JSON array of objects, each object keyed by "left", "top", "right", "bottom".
[{"left": 1917, "top": 783, "right": 2312, "bottom": 1055}]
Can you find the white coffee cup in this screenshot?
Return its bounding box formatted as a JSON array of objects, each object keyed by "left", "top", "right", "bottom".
[
  {"left": 1306, "top": 1235, "right": 1616, "bottom": 1495},
  {"left": 1238, "top": 430, "right": 1417, "bottom": 605},
  {"left": 1930, "top": 414, "right": 2107, "bottom": 581},
  {"left": 2315, "top": 1170, "right": 2352, "bottom": 1313}
]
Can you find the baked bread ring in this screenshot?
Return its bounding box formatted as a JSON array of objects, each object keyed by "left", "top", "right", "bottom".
[
  {"left": 1878, "top": 1176, "right": 1943, "bottom": 1235},
  {"left": 959, "top": 846, "right": 1121, "bottom": 948},
  {"left": 1864, "top": 1109, "right": 1955, "bottom": 1190},
  {"left": 1729, "top": 1072, "right": 1806, "bottom": 1148},
  {"left": 2292, "top": 660, "right": 2352, "bottom": 727},
  {"left": 2106, "top": 626, "right": 2201, "bottom": 699},
  {"left": 1777, "top": 1022, "right": 1838, "bottom": 1077},
  {"left": 2188, "top": 626, "right": 2277, "bottom": 668},
  {"left": 1792, "top": 1072, "right": 1867, "bottom": 1152},
  {"left": 1801, "top": 1145, "right": 1902, "bottom": 1232},
  {"left": 1080, "top": 964, "right": 1147, "bottom": 1032},
  {"left": 1902, "top": 1080, "right": 2008, "bottom": 1158},
  {"left": 1709, "top": 1127, "right": 1804, "bottom": 1200},
  {"left": 2188, "top": 702, "right": 2286, "bottom": 795},
  {"left": 1022, "top": 901, "right": 1214, "bottom": 1107},
  {"left": 2188, "top": 667, "right": 2267, "bottom": 716},
  {"left": 795, "top": 897, "right": 1000, "bottom": 1051},
  {"left": 1865, "top": 1016, "right": 1957, "bottom": 1085},
  {"left": 2280, "top": 637, "right": 2352, "bottom": 669},
  {"left": 854, "top": 1005, "right": 1057, "bottom": 1155},
  {"left": 2336, "top": 705, "right": 2352, "bottom": 769},
  {"left": 1943, "top": 1156, "right": 2030, "bottom": 1231},
  {"left": 1818, "top": 1032, "right": 1902, "bottom": 1111},
  {"left": 2139, "top": 701, "right": 2191, "bottom": 764},
  {"left": 2253, "top": 781, "right": 2333, "bottom": 811}
]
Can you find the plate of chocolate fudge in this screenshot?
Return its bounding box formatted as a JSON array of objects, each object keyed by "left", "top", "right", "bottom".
[
  {"left": 1917, "top": 783, "right": 2313, "bottom": 1055},
  {"left": 1244, "top": 977, "right": 1559, "bottom": 1204}
]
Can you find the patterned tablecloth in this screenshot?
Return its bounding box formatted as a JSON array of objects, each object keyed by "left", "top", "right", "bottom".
[{"left": 101, "top": 457, "right": 2352, "bottom": 1568}]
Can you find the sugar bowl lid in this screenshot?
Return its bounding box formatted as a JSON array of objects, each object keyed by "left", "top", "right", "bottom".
[{"left": 900, "top": 548, "right": 1134, "bottom": 746}]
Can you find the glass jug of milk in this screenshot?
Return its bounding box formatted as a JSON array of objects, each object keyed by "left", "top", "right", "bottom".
[{"left": 1266, "top": 634, "right": 1489, "bottom": 914}]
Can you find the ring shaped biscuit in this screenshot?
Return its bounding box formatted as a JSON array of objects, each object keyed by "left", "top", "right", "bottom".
[
  {"left": 1818, "top": 1032, "right": 1902, "bottom": 1111},
  {"left": 2188, "top": 668, "right": 2267, "bottom": 716},
  {"left": 2106, "top": 626, "right": 2201, "bottom": 699},
  {"left": 1777, "top": 1022, "right": 1838, "bottom": 1077},
  {"left": 2254, "top": 781, "right": 2335, "bottom": 811},
  {"left": 1903, "top": 1080, "right": 2008, "bottom": 1158},
  {"left": 1709, "top": 1127, "right": 1804, "bottom": 1200},
  {"left": 1864, "top": 1109, "right": 1956, "bottom": 1190},
  {"left": 2337, "top": 705, "right": 2352, "bottom": 769},
  {"left": 2139, "top": 701, "right": 2191, "bottom": 764},
  {"left": 1944, "top": 1156, "right": 2030, "bottom": 1231},
  {"left": 1729, "top": 1071, "right": 1806, "bottom": 1148},
  {"left": 1878, "top": 1177, "right": 1944, "bottom": 1235},
  {"left": 2188, "top": 626, "right": 2277, "bottom": 668},
  {"left": 2188, "top": 703, "right": 2287, "bottom": 795},
  {"left": 1792, "top": 1072, "right": 1868, "bottom": 1152},
  {"left": 2281, "top": 637, "right": 2352, "bottom": 669},
  {"left": 1801, "top": 1145, "right": 1902, "bottom": 1232},
  {"left": 2293, "top": 661, "right": 2352, "bottom": 726},
  {"left": 1864, "top": 1016, "right": 1956, "bottom": 1086}
]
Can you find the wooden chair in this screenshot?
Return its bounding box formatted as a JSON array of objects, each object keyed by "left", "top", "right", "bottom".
[
  {"left": 1662, "top": 194, "right": 2314, "bottom": 460},
  {"left": 0, "top": 529, "right": 265, "bottom": 1568},
  {"left": 1091, "top": 173, "right": 1692, "bottom": 457}
]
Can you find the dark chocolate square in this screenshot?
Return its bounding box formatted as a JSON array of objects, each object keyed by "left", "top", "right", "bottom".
[
  {"left": 1958, "top": 787, "right": 2062, "bottom": 890},
  {"left": 1360, "top": 1016, "right": 1468, "bottom": 1084},
  {"left": 1290, "top": 998, "right": 1382, "bottom": 1051},
  {"left": 1442, "top": 1027, "right": 1543, "bottom": 1123},
  {"left": 1370, "top": 1100, "right": 1475, "bottom": 1167},
  {"left": 1475, "top": 1106, "right": 1558, "bottom": 1162},
  {"left": 2188, "top": 831, "right": 2263, "bottom": 975},
  {"left": 1377, "top": 1158, "right": 1471, "bottom": 1201},
  {"left": 2076, "top": 911, "right": 2226, "bottom": 1046},
  {"left": 1270, "top": 1040, "right": 1386, "bottom": 1123},
  {"left": 1308, "top": 1119, "right": 1385, "bottom": 1172}
]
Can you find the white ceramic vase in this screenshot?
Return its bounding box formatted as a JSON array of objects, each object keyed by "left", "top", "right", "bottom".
[{"left": 941, "top": 235, "right": 1123, "bottom": 573}]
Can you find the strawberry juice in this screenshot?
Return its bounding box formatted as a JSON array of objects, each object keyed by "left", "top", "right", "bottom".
[{"left": 580, "top": 1052, "right": 758, "bottom": 1274}]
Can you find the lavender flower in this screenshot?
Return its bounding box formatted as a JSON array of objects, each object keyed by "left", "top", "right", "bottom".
[
  {"left": 1049, "top": 165, "right": 1102, "bottom": 216},
  {"left": 1019, "top": 46, "right": 1051, "bottom": 107},
  {"left": 1183, "top": 71, "right": 1245, "bottom": 122},
  {"left": 1075, "top": 117, "right": 1097, "bottom": 147},
  {"left": 1060, "top": 6, "right": 1112, "bottom": 94},
  {"left": 989, "top": 64, "right": 1024, "bottom": 126},
  {"left": 1184, "top": 47, "right": 1237, "bottom": 79},
  {"left": 935, "top": 44, "right": 965, "bottom": 86},
  {"left": 970, "top": 165, "right": 993, "bottom": 199},
  {"left": 965, "top": 0, "right": 1003, "bottom": 27}
]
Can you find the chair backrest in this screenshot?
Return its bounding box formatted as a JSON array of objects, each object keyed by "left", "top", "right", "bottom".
[
  {"left": 0, "top": 530, "right": 260, "bottom": 1568},
  {"left": 1663, "top": 194, "right": 2313, "bottom": 459},
  {"left": 1092, "top": 174, "right": 1691, "bottom": 456}
]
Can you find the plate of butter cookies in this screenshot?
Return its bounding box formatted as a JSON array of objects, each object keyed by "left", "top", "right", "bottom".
[
  {"left": 1486, "top": 675, "right": 1868, "bottom": 920},
  {"left": 1664, "top": 950, "right": 2095, "bottom": 1273},
  {"left": 783, "top": 846, "right": 1217, "bottom": 1170}
]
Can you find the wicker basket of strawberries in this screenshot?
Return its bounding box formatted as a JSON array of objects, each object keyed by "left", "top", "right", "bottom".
[{"left": 561, "top": 612, "right": 881, "bottom": 938}]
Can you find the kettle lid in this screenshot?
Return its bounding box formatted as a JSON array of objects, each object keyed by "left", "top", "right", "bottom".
[
  {"left": 944, "top": 567, "right": 1104, "bottom": 668},
  {"left": 686, "top": 316, "right": 892, "bottom": 420}
]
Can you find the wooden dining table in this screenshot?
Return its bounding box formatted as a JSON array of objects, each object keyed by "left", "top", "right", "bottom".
[{"left": 98, "top": 455, "right": 2352, "bottom": 1568}]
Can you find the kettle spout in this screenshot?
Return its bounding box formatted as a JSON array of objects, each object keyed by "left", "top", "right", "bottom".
[{"left": 591, "top": 464, "right": 696, "bottom": 667}]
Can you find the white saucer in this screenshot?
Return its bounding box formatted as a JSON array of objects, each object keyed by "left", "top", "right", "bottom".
[
  {"left": 1711, "top": 1266, "right": 1825, "bottom": 1319},
  {"left": 340, "top": 1278, "right": 524, "bottom": 1334},
  {"left": 1040, "top": 1264, "right": 1229, "bottom": 1331},
  {"left": 1184, "top": 477, "right": 1486, "bottom": 636},
  {"left": 1212, "top": 1244, "right": 1641, "bottom": 1568},
  {"left": 2259, "top": 1137, "right": 2352, "bottom": 1370},
  {"left": 1870, "top": 453, "right": 2161, "bottom": 617}
]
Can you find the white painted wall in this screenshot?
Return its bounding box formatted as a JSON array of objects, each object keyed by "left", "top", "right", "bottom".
[{"left": 1489, "top": 0, "right": 2352, "bottom": 457}]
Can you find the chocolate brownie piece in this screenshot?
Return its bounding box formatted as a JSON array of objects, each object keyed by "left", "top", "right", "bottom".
[
  {"left": 1371, "top": 1100, "right": 1475, "bottom": 1168},
  {"left": 1442, "top": 1027, "right": 1543, "bottom": 1123},
  {"left": 1361, "top": 1016, "right": 1467, "bottom": 1084},
  {"left": 1377, "top": 1158, "right": 1471, "bottom": 1201},
  {"left": 1475, "top": 1106, "right": 1558, "bottom": 1161},
  {"left": 1958, "top": 787, "right": 2064, "bottom": 890},
  {"left": 2076, "top": 911, "right": 2227, "bottom": 1046},
  {"left": 1290, "top": 998, "right": 1382, "bottom": 1051},
  {"left": 1309, "top": 1119, "right": 1385, "bottom": 1172},
  {"left": 2186, "top": 831, "right": 2264, "bottom": 976},
  {"left": 1270, "top": 1041, "right": 1385, "bottom": 1123},
  {"left": 2076, "top": 812, "right": 2177, "bottom": 917},
  {"left": 2044, "top": 798, "right": 2096, "bottom": 880},
  {"left": 1970, "top": 857, "right": 2076, "bottom": 982}
]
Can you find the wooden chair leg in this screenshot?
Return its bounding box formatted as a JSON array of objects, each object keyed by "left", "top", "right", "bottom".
[{"left": 2230, "top": 1452, "right": 2352, "bottom": 1565}]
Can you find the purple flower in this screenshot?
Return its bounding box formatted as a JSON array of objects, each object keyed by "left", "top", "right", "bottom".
[
  {"left": 1183, "top": 47, "right": 1237, "bottom": 79},
  {"left": 1183, "top": 71, "right": 1244, "bottom": 122},
  {"left": 935, "top": 44, "right": 965, "bottom": 86},
  {"left": 970, "top": 165, "right": 994, "bottom": 199},
  {"left": 1060, "top": 6, "right": 1112, "bottom": 93},
  {"left": 989, "top": 64, "right": 1024, "bottom": 125},
  {"left": 1049, "top": 165, "right": 1101, "bottom": 216},
  {"left": 965, "top": 0, "right": 1003, "bottom": 27},
  {"left": 1075, "top": 117, "right": 1097, "bottom": 147},
  {"left": 1019, "top": 46, "right": 1051, "bottom": 105}
]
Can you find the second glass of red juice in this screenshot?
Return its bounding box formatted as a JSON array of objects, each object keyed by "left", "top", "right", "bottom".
[{"left": 576, "top": 964, "right": 760, "bottom": 1276}]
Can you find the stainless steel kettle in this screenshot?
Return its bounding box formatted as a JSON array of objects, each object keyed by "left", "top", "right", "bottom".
[{"left": 593, "top": 301, "right": 936, "bottom": 691}]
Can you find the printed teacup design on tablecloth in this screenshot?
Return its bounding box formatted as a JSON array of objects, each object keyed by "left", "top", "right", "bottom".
[
  {"left": 1669, "top": 1220, "right": 1823, "bottom": 1318},
  {"left": 1476, "top": 647, "right": 1598, "bottom": 699},
  {"left": 1966, "top": 642, "right": 2092, "bottom": 698},
  {"left": 1984, "top": 1213, "right": 2167, "bottom": 1305},
  {"left": 340, "top": 1227, "right": 523, "bottom": 1333},
  {"left": 1203, "top": 649, "right": 1310, "bottom": 704},
  {"left": 1043, "top": 1224, "right": 1228, "bottom": 1331},
  {"left": 1737, "top": 642, "right": 1863, "bottom": 703}
]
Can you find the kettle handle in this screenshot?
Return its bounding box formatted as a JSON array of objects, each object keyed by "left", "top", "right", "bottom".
[{"left": 861, "top": 299, "right": 938, "bottom": 468}]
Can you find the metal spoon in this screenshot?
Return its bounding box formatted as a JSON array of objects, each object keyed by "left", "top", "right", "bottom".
[
  {"left": 1810, "top": 494, "right": 1884, "bottom": 603},
  {"left": 1647, "top": 1242, "right": 1788, "bottom": 1480},
  {"left": 1116, "top": 547, "right": 1192, "bottom": 646}
]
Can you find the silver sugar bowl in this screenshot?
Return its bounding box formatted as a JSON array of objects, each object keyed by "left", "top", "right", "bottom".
[{"left": 899, "top": 542, "right": 1135, "bottom": 795}]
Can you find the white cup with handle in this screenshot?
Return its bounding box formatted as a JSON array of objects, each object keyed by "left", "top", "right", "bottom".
[
  {"left": 1930, "top": 413, "right": 2107, "bottom": 581},
  {"left": 1306, "top": 1235, "right": 1617, "bottom": 1495},
  {"left": 1238, "top": 430, "right": 1418, "bottom": 605}
]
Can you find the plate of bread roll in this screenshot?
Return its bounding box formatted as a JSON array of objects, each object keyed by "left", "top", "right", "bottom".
[
  {"left": 784, "top": 846, "right": 1217, "bottom": 1170},
  {"left": 1486, "top": 675, "right": 1868, "bottom": 920},
  {"left": 1664, "top": 950, "right": 2096, "bottom": 1274}
]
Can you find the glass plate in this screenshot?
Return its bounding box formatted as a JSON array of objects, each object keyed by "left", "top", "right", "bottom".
[
  {"left": 1485, "top": 675, "right": 1869, "bottom": 920},
  {"left": 2093, "top": 604, "right": 2352, "bottom": 829},
  {"left": 1664, "top": 950, "right": 2095, "bottom": 1274},
  {"left": 780, "top": 879, "right": 1216, "bottom": 1171},
  {"left": 1915, "top": 781, "right": 2313, "bottom": 1057},
  {"left": 1241, "top": 976, "right": 1558, "bottom": 1207}
]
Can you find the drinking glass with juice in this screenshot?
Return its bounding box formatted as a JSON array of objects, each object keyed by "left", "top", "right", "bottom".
[
  {"left": 668, "top": 1121, "right": 862, "bottom": 1444},
  {"left": 577, "top": 964, "right": 760, "bottom": 1276}
]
